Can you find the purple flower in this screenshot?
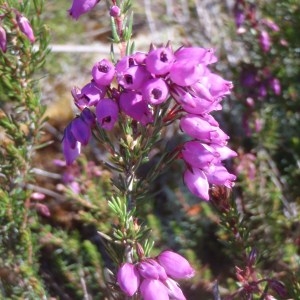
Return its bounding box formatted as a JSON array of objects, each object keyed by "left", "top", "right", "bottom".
[
  {"left": 184, "top": 167, "right": 209, "bottom": 200},
  {"left": 234, "top": 7, "right": 245, "bottom": 29},
  {"left": 205, "top": 73, "right": 233, "bottom": 98},
  {"left": 142, "top": 78, "right": 169, "bottom": 105},
  {"left": 269, "top": 77, "right": 281, "bottom": 95},
  {"left": 205, "top": 164, "right": 236, "bottom": 188},
  {"left": 75, "top": 81, "right": 107, "bottom": 107},
  {"left": 119, "top": 91, "right": 153, "bottom": 125},
  {"left": 117, "top": 263, "right": 140, "bottom": 296},
  {"left": 182, "top": 141, "right": 218, "bottom": 169},
  {"left": 68, "top": 0, "right": 100, "bottom": 20},
  {"left": 110, "top": 5, "right": 121, "bottom": 17},
  {"left": 0, "top": 26, "right": 7, "bottom": 53},
  {"left": 146, "top": 47, "right": 175, "bottom": 75},
  {"left": 96, "top": 98, "right": 119, "bottom": 130},
  {"left": 16, "top": 14, "right": 35, "bottom": 43},
  {"left": 117, "top": 65, "right": 150, "bottom": 90},
  {"left": 92, "top": 59, "right": 115, "bottom": 86},
  {"left": 174, "top": 47, "right": 217, "bottom": 65},
  {"left": 81, "top": 107, "right": 96, "bottom": 127},
  {"left": 170, "top": 60, "right": 206, "bottom": 87},
  {"left": 71, "top": 116, "right": 92, "bottom": 146},
  {"left": 157, "top": 250, "right": 195, "bottom": 279},
  {"left": 259, "top": 30, "right": 271, "bottom": 52},
  {"left": 261, "top": 19, "right": 280, "bottom": 32},
  {"left": 62, "top": 125, "right": 81, "bottom": 165},
  {"left": 180, "top": 114, "right": 229, "bottom": 146},
  {"left": 210, "top": 144, "right": 238, "bottom": 161},
  {"left": 138, "top": 259, "right": 168, "bottom": 281},
  {"left": 140, "top": 279, "right": 169, "bottom": 300},
  {"left": 166, "top": 278, "right": 186, "bottom": 300}
]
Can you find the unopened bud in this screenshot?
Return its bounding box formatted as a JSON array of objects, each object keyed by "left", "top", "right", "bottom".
[
  {"left": 0, "top": 26, "right": 7, "bottom": 52},
  {"left": 16, "top": 14, "right": 35, "bottom": 43},
  {"left": 110, "top": 5, "right": 121, "bottom": 17},
  {"left": 247, "top": 248, "right": 258, "bottom": 266}
]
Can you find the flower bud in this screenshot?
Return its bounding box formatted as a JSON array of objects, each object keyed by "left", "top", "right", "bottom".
[
  {"left": 117, "top": 263, "right": 140, "bottom": 296},
  {"left": 140, "top": 279, "right": 169, "bottom": 300},
  {"left": 69, "top": 0, "right": 100, "bottom": 20},
  {"left": 16, "top": 14, "right": 35, "bottom": 43},
  {"left": 0, "top": 26, "right": 7, "bottom": 53},
  {"left": 183, "top": 168, "right": 209, "bottom": 201},
  {"left": 157, "top": 250, "right": 195, "bottom": 279},
  {"left": 138, "top": 259, "right": 167, "bottom": 281},
  {"left": 110, "top": 5, "right": 121, "bottom": 17}
]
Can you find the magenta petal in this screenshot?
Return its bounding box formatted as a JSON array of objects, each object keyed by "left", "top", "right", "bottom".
[
  {"left": 140, "top": 279, "right": 169, "bottom": 300},
  {"left": 166, "top": 278, "right": 186, "bottom": 300},
  {"left": 184, "top": 168, "right": 210, "bottom": 200},
  {"left": 117, "top": 263, "right": 140, "bottom": 296},
  {"left": 96, "top": 98, "right": 119, "bottom": 130},
  {"left": 157, "top": 250, "right": 195, "bottom": 279}
]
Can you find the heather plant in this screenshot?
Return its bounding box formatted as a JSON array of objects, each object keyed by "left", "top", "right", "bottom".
[
  {"left": 0, "top": 0, "right": 49, "bottom": 297},
  {"left": 1, "top": 0, "right": 300, "bottom": 299}
]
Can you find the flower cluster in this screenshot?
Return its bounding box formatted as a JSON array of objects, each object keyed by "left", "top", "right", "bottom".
[
  {"left": 117, "top": 250, "right": 194, "bottom": 299},
  {"left": 62, "top": 44, "right": 236, "bottom": 200},
  {"left": 0, "top": 10, "right": 35, "bottom": 53}
]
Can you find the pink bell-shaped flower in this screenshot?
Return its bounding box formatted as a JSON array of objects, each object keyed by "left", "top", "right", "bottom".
[
  {"left": 174, "top": 47, "right": 217, "bottom": 65},
  {"left": 180, "top": 114, "right": 229, "bottom": 146},
  {"left": 205, "top": 164, "right": 236, "bottom": 188},
  {"left": 16, "top": 14, "right": 35, "bottom": 43},
  {"left": 169, "top": 60, "right": 205, "bottom": 87},
  {"left": 183, "top": 167, "right": 210, "bottom": 200},
  {"left": 68, "top": 0, "right": 100, "bottom": 20},
  {"left": 166, "top": 278, "right": 186, "bottom": 300},
  {"left": 182, "top": 141, "right": 218, "bottom": 169},
  {"left": 117, "top": 263, "right": 140, "bottom": 296},
  {"left": 146, "top": 47, "right": 175, "bottom": 75},
  {"left": 119, "top": 91, "right": 153, "bottom": 125},
  {"left": 142, "top": 78, "right": 169, "bottom": 105},
  {"left": 92, "top": 59, "right": 115, "bottom": 86},
  {"left": 0, "top": 26, "right": 7, "bottom": 53},
  {"left": 62, "top": 125, "right": 81, "bottom": 165},
  {"left": 71, "top": 116, "right": 91, "bottom": 146},
  {"left": 138, "top": 259, "right": 168, "bottom": 281},
  {"left": 140, "top": 279, "right": 169, "bottom": 300},
  {"left": 117, "top": 65, "right": 150, "bottom": 90},
  {"left": 96, "top": 98, "right": 119, "bottom": 130},
  {"left": 157, "top": 250, "right": 195, "bottom": 279}
]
